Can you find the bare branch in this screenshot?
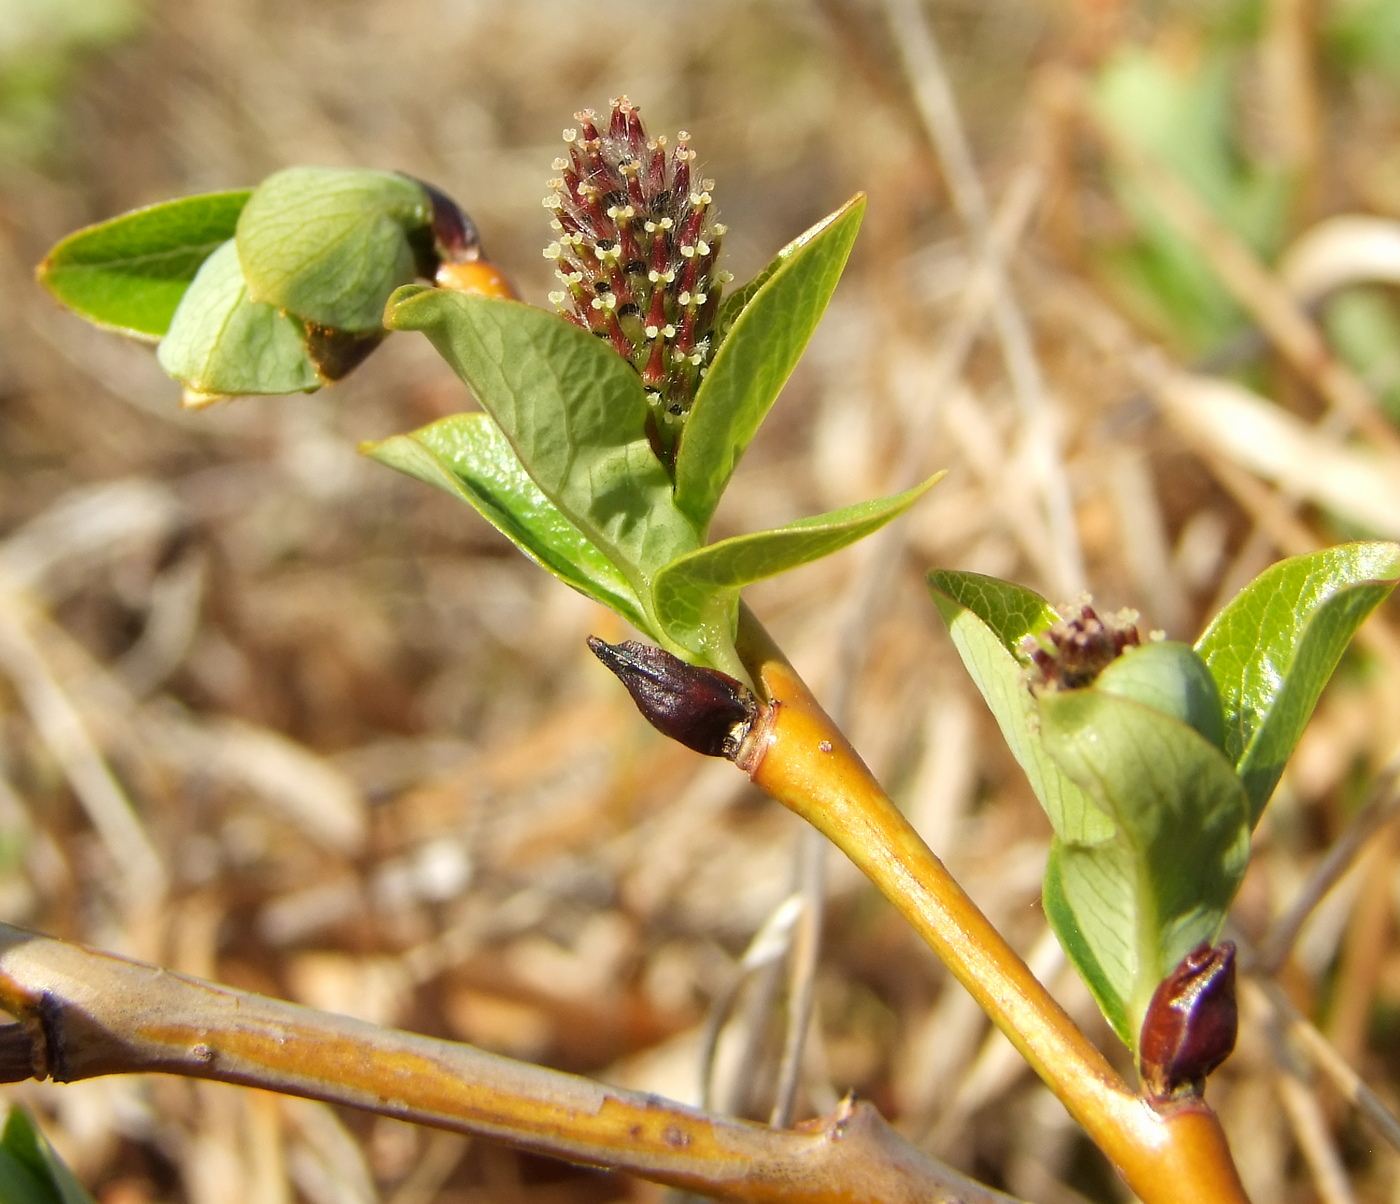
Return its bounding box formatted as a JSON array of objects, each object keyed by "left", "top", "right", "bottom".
[{"left": 0, "top": 923, "right": 1018, "bottom": 1204}]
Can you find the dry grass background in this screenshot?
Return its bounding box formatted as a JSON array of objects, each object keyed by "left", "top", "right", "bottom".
[{"left": 3, "top": 0, "right": 1400, "bottom": 1200}]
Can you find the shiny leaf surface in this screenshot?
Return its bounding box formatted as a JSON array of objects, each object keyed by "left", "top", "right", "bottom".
[{"left": 38, "top": 190, "right": 249, "bottom": 340}]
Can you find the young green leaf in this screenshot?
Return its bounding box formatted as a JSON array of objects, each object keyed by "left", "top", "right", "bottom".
[
  {"left": 927, "top": 569, "right": 1059, "bottom": 652},
  {"left": 653, "top": 473, "right": 942, "bottom": 667},
  {"left": 1043, "top": 841, "right": 1134, "bottom": 1044},
  {"left": 710, "top": 196, "right": 864, "bottom": 346},
  {"left": 364, "top": 413, "right": 650, "bottom": 633},
  {"left": 1037, "top": 689, "right": 1251, "bottom": 1049},
  {"left": 1195, "top": 541, "right": 1400, "bottom": 823},
  {"left": 156, "top": 240, "right": 321, "bottom": 397},
  {"left": 1095, "top": 641, "right": 1225, "bottom": 750},
  {"left": 673, "top": 194, "right": 866, "bottom": 533},
  {"left": 0, "top": 1138, "right": 53, "bottom": 1204},
  {"left": 237, "top": 167, "right": 431, "bottom": 332},
  {"left": 0, "top": 1107, "right": 96, "bottom": 1204},
  {"left": 384, "top": 288, "right": 701, "bottom": 605},
  {"left": 37, "top": 190, "right": 250, "bottom": 341},
  {"left": 926, "top": 570, "right": 1114, "bottom": 844}
]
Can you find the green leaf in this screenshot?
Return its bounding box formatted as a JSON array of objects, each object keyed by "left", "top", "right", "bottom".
[
  {"left": 156, "top": 240, "right": 321, "bottom": 397},
  {"left": 365, "top": 412, "right": 650, "bottom": 633},
  {"left": 926, "top": 570, "right": 1114, "bottom": 844},
  {"left": 1043, "top": 842, "right": 1132, "bottom": 1043},
  {"left": 1095, "top": 641, "right": 1225, "bottom": 750},
  {"left": 653, "top": 473, "right": 942, "bottom": 666},
  {"left": 711, "top": 196, "right": 863, "bottom": 345},
  {"left": 0, "top": 1107, "right": 96, "bottom": 1204},
  {"left": 0, "top": 1142, "right": 52, "bottom": 1204},
  {"left": 1195, "top": 541, "right": 1400, "bottom": 823},
  {"left": 673, "top": 194, "right": 866, "bottom": 533},
  {"left": 384, "top": 288, "right": 701, "bottom": 612},
  {"left": 1038, "top": 689, "right": 1251, "bottom": 1049},
  {"left": 37, "top": 190, "right": 250, "bottom": 341},
  {"left": 237, "top": 167, "right": 430, "bottom": 332},
  {"left": 927, "top": 569, "right": 1059, "bottom": 653}
]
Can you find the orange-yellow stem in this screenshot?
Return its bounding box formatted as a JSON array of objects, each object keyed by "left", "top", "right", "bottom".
[{"left": 734, "top": 614, "right": 1250, "bottom": 1204}]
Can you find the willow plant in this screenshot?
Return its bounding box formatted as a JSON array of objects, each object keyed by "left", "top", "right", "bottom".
[{"left": 21, "top": 96, "right": 1400, "bottom": 1204}]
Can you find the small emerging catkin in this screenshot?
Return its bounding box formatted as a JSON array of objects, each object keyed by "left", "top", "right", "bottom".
[{"left": 544, "top": 97, "right": 729, "bottom": 461}]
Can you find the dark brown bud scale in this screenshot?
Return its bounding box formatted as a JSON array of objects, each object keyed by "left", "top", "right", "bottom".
[
  {"left": 396, "top": 175, "right": 517, "bottom": 301},
  {"left": 587, "top": 637, "right": 755, "bottom": 759},
  {"left": 1139, "top": 940, "right": 1238, "bottom": 1101},
  {"left": 415, "top": 178, "right": 482, "bottom": 266},
  {"left": 544, "top": 98, "right": 730, "bottom": 465}
]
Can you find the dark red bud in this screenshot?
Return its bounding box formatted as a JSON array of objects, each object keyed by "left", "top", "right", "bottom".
[
  {"left": 587, "top": 637, "right": 755, "bottom": 759},
  {"left": 1139, "top": 940, "right": 1238, "bottom": 1101},
  {"left": 403, "top": 176, "right": 482, "bottom": 266}
]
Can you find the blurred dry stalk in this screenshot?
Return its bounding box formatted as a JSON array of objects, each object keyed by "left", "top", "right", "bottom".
[{"left": 3, "top": 1, "right": 1400, "bottom": 1202}]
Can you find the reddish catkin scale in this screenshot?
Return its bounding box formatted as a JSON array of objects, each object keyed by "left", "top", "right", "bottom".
[{"left": 1139, "top": 940, "right": 1238, "bottom": 1101}]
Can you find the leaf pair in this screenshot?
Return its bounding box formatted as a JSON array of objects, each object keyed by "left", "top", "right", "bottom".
[
  {"left": 929, "top": 542, "right": 1400, "bottom": 1049},
  {"left": 39, "top": 168, "right": 433, "bottom": 399},
  {"left": 370, "top": 196, "right": 938, "bottom": 675}
]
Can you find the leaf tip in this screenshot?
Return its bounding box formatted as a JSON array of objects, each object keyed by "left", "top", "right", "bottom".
[{"left": 383, "top": 282, "right": 437, "bottom": 328}]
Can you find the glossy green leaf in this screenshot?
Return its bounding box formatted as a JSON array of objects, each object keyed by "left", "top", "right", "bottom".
[
  {"left": 926, "top": 570, "right": 1114, "bottom": 844},
  {"left": 1195, "top": 541, "right": 1400, "bottom": 823},
  {"left": 927, "top": 569, "right": 1059, "bottom": 652},
  {"left": 0, "top": 1107, "right": 95, "bottom": 1204},
  {"left": 710, "top": 196, "right": 862, "bottom": 346},
  {"left": 384, "top": 288, "right": 701, "bottom": 611},
  {"left": 654, "top": 472, "right": 942, "bottom": 666},
  {"left": 156, "top": 240, "right": 320, "bottom": 396},
  {"left": 1038, "top": 689, "right": 1251, "bottom": 1049},
  {"left": 673, "top": 194, "right": 866, "bottom": 533},
  {"left": 37, "top": 190, "right": 250, "bottom": 341},
  {"left": 237, "top": 167, "right": 430, "bottom": 331},
  {"left": 365, "top": 412, "right": 649, "bottom": 633}
]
